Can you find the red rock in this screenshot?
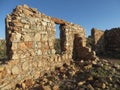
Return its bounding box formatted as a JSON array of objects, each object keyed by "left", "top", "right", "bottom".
[
  {"left": 53, "top": 85, "right": 59, "bottom": 90},
  {"left": 25, "top": 41, "right": 33, "bottom": 48},
  {"left": 19, "top": 42, "right": 27, "bottom": 50}
]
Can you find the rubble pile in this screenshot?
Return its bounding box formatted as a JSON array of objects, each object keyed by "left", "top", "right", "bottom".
[
  {"left": 0, "top": 5, "right": 120, "bottom": 90},
  {"left": 15, "top": 58, "right": 120, "bottom": 90}
]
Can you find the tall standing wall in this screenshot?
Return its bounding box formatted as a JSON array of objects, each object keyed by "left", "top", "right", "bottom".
[
  {"left": 6, "top": 5, "right": 56, "bottom": 60},
  {"left": 0, "top": 5, "right": 96, "bottom": 89},
  {"left": 60, "top": 24, "right": 86, "bottom": 59}
]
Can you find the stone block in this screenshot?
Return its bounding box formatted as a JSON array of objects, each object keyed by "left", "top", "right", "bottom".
[
  {"left": 12, "top": 53, "right": 19, "bottom": 60},
  {"left": 0, "top": 66, "right": 5, "bottom": 71},
  {"left": 24, "top": 24, "right": 29, "bottom": 29},
  {"left": 41, "top": 21, "right": 47, "bottom": 26},
  {"left": 0, "top": 67, "right": 6, "bottom": 79},
  {"left": 11, "top": 43, "right": 17, "bottom": 50},
  {"left": 23, "top": 9, "right": 33, "bottom": 16},
  {"left": 25, "top": 41, "right": 33, "bottom": 48},
  {"left": 19, "top": 42, "right": 27, "bottom": 50},
  {"left": 11, "top": 32, "right": 21, "bottom": 42},
  {"left": 14, "top": 22, "right": 23, "bottom": 27},
  {"left": 22, "top": 62, "right": 29, "bottom": 71},
  {"left": 12, "top": 66, "right": 20, "bottom": 74},
  {"left": 38, "top": 61, "right": 42, "bottom": 67},
  {"left": 23, "top": 34, "right": 33, "bottom": 41},
  {"left": 34, "top": 33, "right": 41, "bottom": 41}
]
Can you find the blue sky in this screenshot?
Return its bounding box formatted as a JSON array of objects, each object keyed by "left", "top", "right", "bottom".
[{"left": 0, "top": 0, "right": 120, "bottom": 38}]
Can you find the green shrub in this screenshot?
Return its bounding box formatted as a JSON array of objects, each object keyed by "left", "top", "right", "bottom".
[
  {"left": 54, "top": 38, "right": 61, "bottom": 54},
  {"left": 0, "top": 40, "right": 7, "bottom": 59},
  {"left": 86, "top": 36, "right": 93, "bottom": 48}
]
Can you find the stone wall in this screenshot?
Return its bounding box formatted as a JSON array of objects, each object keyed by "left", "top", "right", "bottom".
[
  {"left": 91, "top": 27, "right": 120, "bottom": 57},
  {"left": 73, "top": 34, "right": 96, "bottom": 60},
  {"left": 91, "top": 28, "right": 104, "bottom": 54},
  {"left": 104, "top": 28, "right": 120, "bottom": 56},
  {"left": 0, "top": 5, "right": 96, "bottom": 89},
  {"left": 6, "top": 5, "right": 56, "bottom": 60},
  {"left": 6, "top": 5, "right": 87, "bottom": 61},
  {"left": 60, "top": 24, "right": 86, "bottom": 58}
]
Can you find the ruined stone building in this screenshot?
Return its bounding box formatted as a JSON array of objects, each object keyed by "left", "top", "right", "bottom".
[
  {"left": 0, "top": 5, "right": 96, "bottom": 89},
  {"left": 91, "top": 28, "right": 104, "bottom": 54},
  {"left": 91, "top": 28, "right": 120, "bottom": 58}
]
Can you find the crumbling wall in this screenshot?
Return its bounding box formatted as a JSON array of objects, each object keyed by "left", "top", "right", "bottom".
[
  {"left": 6, "top": 5, "right": 56, "bottom": 60},
  {"left": 6, "top": 5, "right": 87, "bottom": 61},
  {"left": 91, "top": 28, "right": 104, "bottom": 54},
  {"left": 91, "top": 27, "right": 120, "bottom": 57},
  {"left": 104, "top": 28, "right": 120, "bottom": 57},
  {"left": 60, "top": 24, "right": 86, "bottom": 58},
  {"left": 73, "top": 34, "right": 96, "bottom": 60},
  {"left": 0, "top": 5, "right": 96, "bottom": 89}
]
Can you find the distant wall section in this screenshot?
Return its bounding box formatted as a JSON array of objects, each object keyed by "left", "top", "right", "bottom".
[
  {"left": 91, "top": 27, "right": 120, "bottom": 58},
  {"left": 91, "top": 28, "right": 104, "bottom": 54},
  {"left": 104, "top": 28, "right": 120, "bottom": 56}
]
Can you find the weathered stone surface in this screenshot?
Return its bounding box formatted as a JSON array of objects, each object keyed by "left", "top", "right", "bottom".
[
  {"left": 0, "top": 66, "right": 5, "bottom": 71},
  {"left": 0, "top": 4, "right": 98, "bottom": 89},
  {"left": 91, "top": 27, "right": 120, "bottom": 57},
  {"left": 91, "top": 28, "right": 104, "bottom": 54},
  {"left": 21, "top": 58, "right": 120, "bottom": 90},
  {"left": 104, "top": 28, "right": 120, "bottom": 57},
  {"left": 11, "top": 32, "right": 22, "bottom": 42},
  {"left": 12, "top": 53, "right": 19, "bottom": 60},
  {"left": 0, "top": 66, "right": 6, "bottom": 79},
  {"left": 22, "top": 62, "right": 29, "bottom": 71},
  {"left": 11, "top": 66, "right": 20, "bottom": 74},
  {"left": 19, "top": 42, "right": 27, "bottom": 50},
  {"left": 34, "top": 33, "right": 41, "bottom": 41},
  {"left": 51, "top": 17, "right": 66, "bottom": 24}
]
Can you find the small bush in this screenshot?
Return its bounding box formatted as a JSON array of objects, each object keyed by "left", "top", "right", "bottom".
[
  {"left": 54, "top": 38, "right": 61, "bottom": 54},
  {"left": 0, "top": 40, "right": 7, "bottom": 59},
  {"left": 86, "top": 36, "right": 93, "bottom": 48}
]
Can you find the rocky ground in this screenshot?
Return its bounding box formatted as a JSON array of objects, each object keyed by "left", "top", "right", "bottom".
[{"left": 14, "top": 58, "right": 120, "bottom": 90}]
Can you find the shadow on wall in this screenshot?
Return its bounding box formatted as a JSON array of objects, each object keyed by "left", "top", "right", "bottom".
[
  {"left": 93, "top": 35, "right": 105, "bottom": 55},
  {"left": 104, "top": 29, "right": 120, "bottom": 59},
  {"left": 91, "top": 28, "right": 120, "bottom": 59},
  {"left": 91, "top": 28, "right": 105, "bottom": 56},
  {"left": 72, "top": 34, "right": 96, "bottom": 61},
  {"left": 72, "top": 34, "right": 83, "bottom": 60}
]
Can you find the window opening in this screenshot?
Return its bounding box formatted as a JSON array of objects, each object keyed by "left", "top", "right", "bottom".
[{"left": 54, "top": 24, "right": 61, "bottom": 54}]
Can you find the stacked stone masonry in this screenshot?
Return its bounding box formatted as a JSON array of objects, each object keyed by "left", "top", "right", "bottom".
[
  {"left": 91, "top": 28, "right": 104, "bottom": 54},
  {"left": 91, "top": 28, "right": 120, "bottom": 57},
  {"left": 0, "top": 5, "right": 96, "bottom": 89},
  {"left": 104, "top": 28, "right": 120, "bottom": 53}
]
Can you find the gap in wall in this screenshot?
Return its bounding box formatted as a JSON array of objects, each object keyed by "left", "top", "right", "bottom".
[{"left": 54, "top": 24, "right": 61, "bottom": 54}]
